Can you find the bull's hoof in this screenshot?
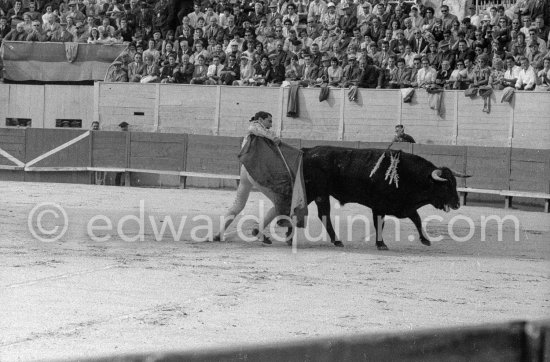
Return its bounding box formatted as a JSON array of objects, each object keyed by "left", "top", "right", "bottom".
[
  {"left": 420, "top": 238, "right": 431, "bottom": 246},
  {"left": 252, "top": 228, "right": 272, "bottom": 245},
  {"left": 333, "top": 240, "right": 344, "bottom": 247},
  {"left": 377, "top": 244, "right": 389, "bottom": 251}
]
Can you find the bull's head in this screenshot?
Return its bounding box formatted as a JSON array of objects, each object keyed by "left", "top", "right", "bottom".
[{"left": 430, "top": 167, "right": 471, "bottom": 212}]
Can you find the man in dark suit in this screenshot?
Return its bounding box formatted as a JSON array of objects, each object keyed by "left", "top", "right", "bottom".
[{"left": 410, "top": 29, "right": 428, "bottom": 54}]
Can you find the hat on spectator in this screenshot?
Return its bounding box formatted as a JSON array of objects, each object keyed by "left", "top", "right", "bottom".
[
  {"left": 348, "top": 53, "right": 357, "bottom": 60},
  {"left": 75, "top": 21, "right": 83, "bottom": 27},
  {"left": 119, "top": 122, "right": 129, "bottom": 128},
  {"left": 268, "top": 53, "right": 277, "bottom": 59},
  {"left": 411, "top": 6, "right": 418, "bottom": 11},
  {"left": 60, "top": 20, "right": 68, "bottom": 26},
  {"left": 113, "top": 60, "right": 122, "bottom": 66},
  {"left": 482, "top": 15, "right": 490, "bottom": 22},
  {"left": 396, "top": 29, "right": 404, "bottom": 35},
  {"left": 269, "top": 1, "right": 277, "bottom": 7},
  {"left": 68, "top": 0, "right": 76, "bottom": 5},
  {"left": 327, "top": 2, "right": 335, "bottom": 7},
  {"left": 240, "top": 55, "right": 251, "bottom": 61},
  {"left": 341, "top": 3, "right": 349, "bottom": 9},
  {"left": 529, "top": 41, "right": 539, "bottom": 48},
  {"left": 322, "top": 54, "right": 331, "bottom": 62},
  {"left": 229, "top": 39, "right": 238, "bottom": 46}
]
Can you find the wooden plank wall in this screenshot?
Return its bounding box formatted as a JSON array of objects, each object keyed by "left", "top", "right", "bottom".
[
  {"left": 512, "top": 92, "right": 550, "bottom": 150},
  {"left": 401, "top": 89, "right": 456, "bottom": 145},
  {"left": 91, "top": 131, "right": 127, "bottom": 168},
  {"left": 6, "top": 84, "right": 46, "bottom": 128},
  {"left": 457, "top": 92, "right": 512, "bottom": 147},
  {"left": 345, "top": 89, "right": 400, "bottom": 143},
  {"left": 129, "top": 132, "right": 187, "bottom": 171},
  {"left": 98, "top": 83, "right": 156, "bottom": 131},
  {"left": 25, "top": 128, "right": 89, "bottom": 168},
  {"left": 185, "top": 135, "right": 242, "bottom": 175},
  {"left": 0, "top": 84, "right": 548, "bottom": 150},
  {"left": 0, "top": 128, "right": 26, "bottom": 166},
  {"left": 219, "top": 86, "right": 281, "bottom": 137},
  {"left": 509, "top": 148, "right": 550, "bottom": 193},
  {"left": 281, "top": 87, "right": 340, "bottom": 140},
  {"left": 465, "top": 146, "right": 511, "bottom": 190},
  {"left": 43, "top": 85, "right": 94, "bottom": 129},
  {"left": 159, "top": 85, "right": 217, "bottom": 135}
]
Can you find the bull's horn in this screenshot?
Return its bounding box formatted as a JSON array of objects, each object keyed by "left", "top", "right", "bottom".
[
  {"left": 451, "top": 169, "right": 472, "bottom": 178},
  {"left": 431, "top": 169, "right": 447, "bottom": 182}
]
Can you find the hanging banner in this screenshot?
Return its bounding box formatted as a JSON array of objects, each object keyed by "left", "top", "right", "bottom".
[{"left": 1, "top": 41, "right": 127, "bottom": 82}]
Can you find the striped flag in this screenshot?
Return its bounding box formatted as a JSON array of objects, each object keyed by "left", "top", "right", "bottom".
[{"left": 2, "top": 41, "right": 127, "bottom": 82}]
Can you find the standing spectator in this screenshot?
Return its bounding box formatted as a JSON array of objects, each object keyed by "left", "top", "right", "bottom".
[
  {"left": 439, "top": 4, "right": 457, "bottom": 31},
  {"left": 115, "top": 122, "right": 129, "bottom": 187},
  {"left": 6, "top": 0, "right": 23, "bottom": 28},
  {"left": 515, "top": 55, "right": 537, "bottom": 90}
]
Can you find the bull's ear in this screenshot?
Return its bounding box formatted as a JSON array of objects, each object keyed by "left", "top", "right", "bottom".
[{"left": 451, "top": 169, "right": 472, "bottom": 178}]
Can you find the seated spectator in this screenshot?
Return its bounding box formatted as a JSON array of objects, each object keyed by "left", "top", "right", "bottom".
[
  {"left": 41, "top": 4, "right": 58, "bottom": 27},
  {"left": 141, "top": 53, "right": 160, "bottom": 83},
  {"left": 389, "top": 57, "right": 412, "bottom": 88},
  {"left": 448, "top": 58, "right": 468, "bottom": 89},
  {"left": 502, "top": 55, "right": 521, "bottom": 87},
  {"left": 189, "top": 54, "right": 208, "bottom": 84},
  {"left": 472, "top": 55, "right": 491, "bottom": 87},
  {"left": 311, "top": 54, "right": 331, "bottom": 87},
  {"left": 24, "top": 2, "right": 41, "bottom": 22},
  {"left": 515, "top": 56, "right": 537, "bottom": 90},
  {"left": 327, "top": 56, "right": 343, "bottom": 87},
  {"left": 128, "top": 52, "right": 146, "bottom": 82},
  {"left": 299, "top": 52, "right": 320, "bottom": 87},
  {"left": 268, "top": 53, "right": 286, "bottom": 86},
  {"left": 205, "top": 54, "right": 224, "bottom": 85},
  {"left": 435, "top": 59, "right": 452, "bottom": 87},
  {"left": 340, "top": 53, "right": 361, "bottom": 87},
  {"left": 285, "top": 54, "right": 304, "bottom": 82},
  {"left": 106, "top": 61, "right": 128, "bottom": 82},
  {"left": 219, "top": 53, "right": 240, "bottom": 85},
  {"left": 190, "top": 39, "right": 210, "bottom": 65},
  {"left": 425, "top": 41, "right": 440, "bottom": 69},
  {"left": 160, "top": 54, "right": 179, "bottom": 83},
  {"left": 526, "top": 41, "right": 544, "bottom": 70},
  {"left": 416, "top": 56, "right": 436, "bottom": 88},
  {"left": 51, "top": 21, "right": 75, "bottom": 42},
  {"left": 488, "top": 58, "right": 506, "bottom": 89},
  {"left": 251, "top": 54, "right": 272, "bottom": 86},
  {"left": 359, "top": 56, "right": 383, "bottom": 88},
  {"left": 26, "top": 19, "right": 45, "bottom": 41},
  {"left": 173, "top": 54, "right": 195, "bottom": 84},
  {"left": 95, "top": 25, "right": 115, "bottom": 44},
  {"left": 0, "top": 16, "right": 10, "bottom": 42},
  {"left": 536, "top": 57, "right": 550, "bottom": 90},
  {"left": 233, "top": 55, "right": 255, "bottom": 86},
  {"left": 4, "top": 21, "right": 27, "bottom": 41},
  {"left": 87, "top": 27, "right": 100, "bottom": 43}
]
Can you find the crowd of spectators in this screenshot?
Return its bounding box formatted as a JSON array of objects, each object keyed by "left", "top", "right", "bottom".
[{"left": 1, "top": 0, "right": 550, "bottom": 90}]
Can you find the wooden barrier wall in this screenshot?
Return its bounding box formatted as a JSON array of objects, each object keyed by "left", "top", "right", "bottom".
[
  {"left": 0, "top": 129, "right": 548, "bottom": 194},
  {"left": 76, "top": 319, "right": 550, "bottom": 362},
  {"left": 0, "top": 83, "right": 548, "bottom": 149}
]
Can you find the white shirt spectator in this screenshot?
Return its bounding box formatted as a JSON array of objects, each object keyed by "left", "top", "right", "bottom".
[
  {"left": 504, "top": 65, "right": 521, "bottom": 81},
  {"left": 308, "top": 0, "right": 327, "bottom": 21},
  {"left": 207, "top": 62, "right": 224, "bottom": 77},
  {"left": 515, "top": 65, "right": 537, "bottom": 89},
  {"left": 416, "top": 67, "right": 437, "bottom": 87}
]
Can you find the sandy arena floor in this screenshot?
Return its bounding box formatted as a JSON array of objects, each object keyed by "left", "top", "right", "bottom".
[{"left": 0, "top": 181, "right": 549, "bottom": 361}]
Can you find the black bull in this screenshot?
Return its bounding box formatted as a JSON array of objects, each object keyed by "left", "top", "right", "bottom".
[{"left": 285, "top": 146, "right": 469, "bottom": 250}]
